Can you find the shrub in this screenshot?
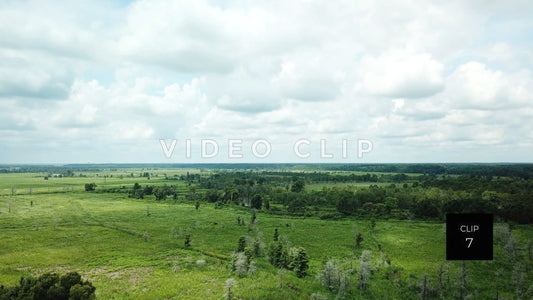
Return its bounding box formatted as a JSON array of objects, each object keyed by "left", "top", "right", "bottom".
[
  {"left": 318, "top": 258, "right": 349, "bottom": 295},
  {"left": 0, "top": 272, "right": 95, "bottom": 300},
  {"left": 224, "top": 278, "right": 236, "bottom": 300},
  {"left": 290, "top": 247, "right": 309, "bottom": 278},
  {"left": 84, "top": 183, "right": 96, "bottom": 192},
  {"left": 231, "top": 252, "right": 250, "bottom": 278}
]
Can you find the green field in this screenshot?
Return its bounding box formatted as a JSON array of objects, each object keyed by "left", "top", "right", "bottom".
[{"left": 0, "top": 170, "right": 532, "bottom": 299}]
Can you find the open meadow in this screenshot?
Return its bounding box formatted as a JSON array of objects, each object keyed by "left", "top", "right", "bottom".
[{"left": 0, "top": 167, "right": 532, "bottom": 299}]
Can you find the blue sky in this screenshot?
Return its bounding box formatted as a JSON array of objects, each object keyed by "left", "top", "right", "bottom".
[{"left": 1, "top": 0, "right": 532, "bottom": 163}]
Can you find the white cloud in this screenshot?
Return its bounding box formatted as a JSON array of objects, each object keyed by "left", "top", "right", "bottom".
[
  {"left": 391, "top": 98, "right": 447, "bottom": 121},
  {"left": 117, "top": 0, "right": 241, "bottom": 72},
  {"left": 0, "top": 0, "right": 532, "bottom": 163},
  {"left": 357, "top": 50, "right": 444, "bottom": 99},
  {"left": 0, "top": 49, "right": 73, "bottom": 99},
  {"left": 445, "top": 62, "right": 532, "bottom": 110},
  {"left": 207, "top": 63, "right": 282, "bottom": 113},
  {"left": 274, "top": 56, "right": 343, "bottom": 102}
]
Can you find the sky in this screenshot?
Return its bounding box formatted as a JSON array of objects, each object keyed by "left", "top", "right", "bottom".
[{"left": 1, "top": 0, "right": 533, "bottom": 163}]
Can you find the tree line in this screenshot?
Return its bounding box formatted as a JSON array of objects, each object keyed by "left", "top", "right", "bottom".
[{"left": 87, "top": 169, "right": 533, "bottom": 223}]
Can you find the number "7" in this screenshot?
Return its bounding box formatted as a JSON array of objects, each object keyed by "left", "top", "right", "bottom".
[{"left": 465, "top": 238, "right": 473, "bottom": 248}]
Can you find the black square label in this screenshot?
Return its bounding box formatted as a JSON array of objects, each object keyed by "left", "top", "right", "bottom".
[{"left": 446, "top": 214, "right": 493, "bottom": 260}]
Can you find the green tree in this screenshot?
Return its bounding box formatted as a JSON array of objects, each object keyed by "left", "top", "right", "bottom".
[
  {"left": 59, "top": 272, "right": 82, "bottom": 292},
  {"left": 0, "top": 272, "right": 95, "bottom": 300},
  {"left": 251, "top": 194, "right": 262, "bottom": 209},
  {"left": 291, "top": 179, "right": 305, "bottom": 193},
  {"left": 206, "top": 189, "right": 219, "bottom": 202},
  {"left": 268, "top": 242, "right": 284, "bottom": 268},
  {"left": 143, "top": 185, "right": 153, "bottom": 195},
  {"left": 336, "top": 190, "right": 357, "bottom": 215},
  {"left": 290, "top": 247, "right": 309, "bottom": 278},
  {"left": 69, "top": 283, "right": 96, "bottom": 300},
  {"left": 130, "top": 183, "right": 144, "bottom": 199},
  {"left": 46, "top": 285, "right": 67, "bottom": 299},
  {"left": 154, "top": 184, "right": 175, "bottom": 201}
]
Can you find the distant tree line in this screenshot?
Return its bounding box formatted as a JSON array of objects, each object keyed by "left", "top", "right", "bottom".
[
  {"left": 326, "top": 163, "right": 533, "bottom": 179},
  {"left": 88, "top": 168, "right": 533, "bottom": 224},
  {"left": 193, "top": 172, "right": 533, "bottom": 224},
  {"left": 4, "top": 163, "right": 533, "bottom": 178}
]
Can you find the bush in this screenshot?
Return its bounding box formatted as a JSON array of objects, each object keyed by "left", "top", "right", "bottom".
[
  {"left": 154, "top": 184, "right": 176, "bottom": 200},
  {"left": 60, "top": 272, "right": 82, "bottom": 292},
  {"left": 290, "top": 247, "right": 309, "bottom": 278},
  {"left": 84, "top": 183, "right": 97, "bottom": 192},
  {"left": 318, "top": 258, "right": 349, "bottom": 295},
  {"left": 267, "top": 241, "right": 289, "bottom": 269},
  {"left": 0, "top": 272, "right": 95, "bottom": 300},
  {"left": 70, "top": 284, "right": 96, "bottom": 300},
  {"left": 230, "top": 252, "right": 254, "bottom": 278}
]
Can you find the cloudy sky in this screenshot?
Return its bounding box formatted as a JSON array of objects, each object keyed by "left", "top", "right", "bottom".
[{"left": 1, "top": 0, "right": 532, "bottom": 163}]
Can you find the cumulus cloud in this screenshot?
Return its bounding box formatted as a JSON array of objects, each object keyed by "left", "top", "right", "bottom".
[
  {"left": 0, "top": 49, "right": 73, "bottom": 99},
  {"left": 391, "top": 98, "right": 447, "bottom": 121},
  {"left": 357, "top": 50, "right": 444, "bottom": 99},
  {"left": 445, "top": 62, "right": 531, "bottom": 110},
  {"left": 0, "top": 0, "right": 532, "bottom": 163},
  {"left": 207, "top": 63, "right": 282, "bottom": 113},
  {"left": 273, "top": 55, "right": 343, "bottom": 102}
]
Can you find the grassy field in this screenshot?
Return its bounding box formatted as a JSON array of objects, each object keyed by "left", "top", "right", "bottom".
[
  {"left": 0, "top": 172, "right": 531, "bottom": 299},
  {"left": 0, "top": 169, "right": 200, "bottom": 196}
]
